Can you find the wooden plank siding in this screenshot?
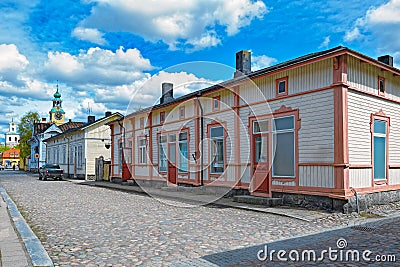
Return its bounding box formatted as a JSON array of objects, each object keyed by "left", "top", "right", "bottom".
[
  {"left": 299, "top": 166, "right": 334, "bottom": 188},
  {"left": 349, "top": 168, "right": 372, "bottom": 189}
]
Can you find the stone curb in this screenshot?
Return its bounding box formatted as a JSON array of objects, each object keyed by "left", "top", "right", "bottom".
[{"left": 0, "top": 185, "right": 53, "bottom": 267}]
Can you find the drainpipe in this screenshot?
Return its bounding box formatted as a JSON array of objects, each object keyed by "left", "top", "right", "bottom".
[
  {"left": 350, "top": 187, "right": 360, "bottom": 214},
  {"left": 118, "top": 119, "right": 130, "bottom": 182},
  {"left": 195, "top": 95, "right": 204, "bottom": 186}
]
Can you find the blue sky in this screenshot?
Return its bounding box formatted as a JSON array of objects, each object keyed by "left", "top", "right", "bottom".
[{"left": 0, "top": 0, "right": 399, "bottom": 142}]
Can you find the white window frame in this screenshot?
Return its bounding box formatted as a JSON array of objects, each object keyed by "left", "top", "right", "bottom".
[
  {"left": 210, "top": 126, "right": 225, "bottom": 174},
  {"left": 138, "top": 138, "right": 147, "bottom": 164},
  {"left": 272, "top": 115, "right": 295, "bottom": 178}
]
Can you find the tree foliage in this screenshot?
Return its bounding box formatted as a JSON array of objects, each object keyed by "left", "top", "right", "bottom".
[
  {"left": 0, "top": 144, "right": 11, "bottom": 153},
  {"left": 17, "top": 111, "right": 40, "bottom": 159}
]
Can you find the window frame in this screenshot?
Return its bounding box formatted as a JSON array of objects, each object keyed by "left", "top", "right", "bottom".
[
  {"left": 179, "top": 106, "right": 185, "bottom": 120},
  {"left": 212, "top": 96, "right": 220, "bottom": 111},
  {"left": 139, "top": 117, "right": 144, "bottom": 128},
  {"left": 160, "top": 112, "right": 165, "bottom": 124},
  {"left": 378, "top": 76, "right": 385, "bottom": 96},
  {"left": 371, "top": 112, "right": 390, "bottom": 183},
  {"left": 276, "top": 77, "right": 288, "bottom": 97},
  {"left": 138, "top": 137, "right": 147, "bottom": 164},
  {"left": 158, "top": 134, "right": 167, "bottom": 173},
  {"left": 178, "top": 131, "right": 189, "bottom": 173},
  {"left": 209, "top": 125, "right": 225, "bottom": 175}
]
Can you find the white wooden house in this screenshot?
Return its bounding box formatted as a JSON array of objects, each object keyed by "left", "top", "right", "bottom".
[
  {"left": 45, "top": 112, "right": 122, "bottom": 180},
  {"left": 108, "top": 47, "right": 400, "bottom": 211}
]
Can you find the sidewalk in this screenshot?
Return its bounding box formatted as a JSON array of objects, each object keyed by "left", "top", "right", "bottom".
[
  {"left": 72, "top": 180, "right": 334, "bottom": 222},
  {"left": 0, "top": 184, "right": 53, "bottom": 267}
]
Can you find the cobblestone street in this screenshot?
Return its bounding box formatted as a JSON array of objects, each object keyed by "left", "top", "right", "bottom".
[{"left": 1, "top": 172, "right": 399, "bottom": 266}]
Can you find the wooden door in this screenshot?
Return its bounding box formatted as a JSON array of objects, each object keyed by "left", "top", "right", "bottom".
[
  {"left": 251, "top": 134, "right": 271, "bottom": 197},
  {"left": 168, "top": 142, "right": 177, "bottom": 185}
]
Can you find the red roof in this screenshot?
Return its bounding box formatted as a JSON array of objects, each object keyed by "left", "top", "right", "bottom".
[{"left": 1, "top": 148, "right": 20, "bottom": 158}]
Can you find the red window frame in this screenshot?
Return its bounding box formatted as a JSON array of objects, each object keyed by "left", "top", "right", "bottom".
[
  {"left": 276, "top": 77, "right": 288, "bottom": 97},
  {"left": 160, "top": 112, "right": 165, "bottom": 124},
  {"left": 212, "top": 96, "right": 220, "bottom": 111},
  {"left": 378, "top": 76, "right": 385, "bottom": 96},
  {"left": 179, "top": 106, "right": 185, "bottom": 120}
]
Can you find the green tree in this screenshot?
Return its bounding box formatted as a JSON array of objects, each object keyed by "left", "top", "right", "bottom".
[
  {"left": 0, "top": 144, "right": 11, "bottom": 153},
  {"left": 17, "top": 111, "right": 40, "bottom": 159}
]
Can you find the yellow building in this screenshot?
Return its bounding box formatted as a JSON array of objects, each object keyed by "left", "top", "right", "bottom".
[{"left": 1, "top": 148, "right": 20, "bottom": 169}]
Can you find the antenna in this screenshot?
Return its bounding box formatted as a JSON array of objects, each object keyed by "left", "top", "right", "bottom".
[{"left": 87, "top": 102, "right": 92, "bottom": 116}]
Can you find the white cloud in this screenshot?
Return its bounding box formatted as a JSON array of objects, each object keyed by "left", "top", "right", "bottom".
[
  {"left": 251, "top": 55, "right": 277, "bottom": 71},
  {"left": 344, "top": 0, "right": 400, "bottom": 64},
  {"left": 0, "top": 44, "right": 29, "bottom": 72},
  {"left": 44, "top": 46, "right": 153, "bottom": 86},
  {"left": 80, "top": 0, "right": 267, "bottom": 50},
  {"left": 344, "top": 27, "right": 361, "bottom": 42},
  {"left": 318, "top": 36, "right": 330, "bottom": 49},
  {"left": 72, "top": 27, "right": 107, "bottom": 45}
]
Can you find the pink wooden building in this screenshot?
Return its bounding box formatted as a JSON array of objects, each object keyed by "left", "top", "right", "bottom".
[{"left": 108, "top": 47, "right": 400, "bottom": 211}]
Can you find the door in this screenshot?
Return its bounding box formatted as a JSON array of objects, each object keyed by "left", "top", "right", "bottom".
[
  {"left": 168, "top": 134, "right": 177, "bottom": 185},
  {"left": 251, "top": 134, "right": 271, "bottom": 196}
]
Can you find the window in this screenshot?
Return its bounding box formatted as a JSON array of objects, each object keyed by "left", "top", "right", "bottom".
[
  {"left": 138, "top": 139, "right": 147, "bottom": 164},
  {"left": 253, "top": 120, "right": 268, "bottom": 163},
  {"left": 373, "top": 119, "right": 387, "bottom": 180},
  {"left": 9, "top": 137, "right": 11, "bottom": 141},
  {"left": 70, "top": 147, "right": 74, "bottom": 164},
  {"left": 160, "top": 112, "right": 165, "bottom": 124},
  {"left": 125, "top": 140, "right": 133, "bottom": 164},
  {"left": 213, "top": 96, "right": 220, "bottom": 111},
  {"left": 276, "top": 77, "right": 288, "bottom": 96},
  {"left": 77, "top": 145, "right": 83, "bottom": 168},
  {"left": 140, "top": 117, "right": 144, "bottom": 128},
  {"left": 15, "top": 137, "right": 17, "bottom": 141},
  {"left": 159, "top": 135, "right": 167, "bottom": 172},
  {"left": 378, "top": 77, "right": 385, "bottom": 96},
  {"left": 253, "top": 120, "right": 268, "bottom": 134},
  {"left": 54, "top": 148, "right": 59, "bottom": 163},
  {"left": 178, "top": 132, "right": 188, "bottom": 172},
  {"left": 179, "top": 106, "right": 185, "bottom": 119},
  {"left": 62, "top": 146, "right": 66, "bottom": 164},
  {"left": 210, "top": 126, "right": 224, "bottom": 174},
  {"left": 272, "top": 116, "right": 295, "bottom": 177}
]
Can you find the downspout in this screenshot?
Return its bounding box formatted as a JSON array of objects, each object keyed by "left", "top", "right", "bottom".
[
  {"left": 67, "top": 136, "right": 70, "bottom": 178},
  {"left": 195, "top": 95, "right": 204, "bottom": 186},
  {"left": 118, "top": 119, "right": 129, "bottom": 181}
]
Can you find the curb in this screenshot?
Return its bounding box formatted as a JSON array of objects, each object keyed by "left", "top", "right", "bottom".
[{"left": 0, "top": 185, "right": 53, "bottom": 267}]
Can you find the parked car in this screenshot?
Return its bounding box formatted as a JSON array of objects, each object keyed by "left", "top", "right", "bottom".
[{"left": 39, "top": 164, "right": 64, "bottom": 181}]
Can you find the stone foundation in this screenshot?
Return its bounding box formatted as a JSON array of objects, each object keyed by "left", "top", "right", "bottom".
[{"left": 343, "top": 190, "right": 400, "bottom": 213}]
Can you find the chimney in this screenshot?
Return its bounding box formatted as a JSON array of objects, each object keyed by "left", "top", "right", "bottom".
[
  {"left": 41, "top": 118, "right": 46, "bottom": 122},
  {"left": 88, "top": 115, "right": 95, "bottom": 124},
  {"left": 378, "top": 55, "right": 393, "bottom": 67},
  {"left": 160, "top": 83, "right": 174, "bottom": 104},
  {"left": 234, "top": 50, "right": 251, "bottom": 78},
  {"left": 69, "top": 119, "right": 72, "bottom": 122},
  {"left": 105, "top": 111, "right": 112, "bottom": 117}
]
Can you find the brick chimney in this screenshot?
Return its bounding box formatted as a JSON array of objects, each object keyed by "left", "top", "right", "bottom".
[
  {"left": 160, "top": 83, "right": 174, "bottom": 104},
  {"left": 378, "top": 55, "right": 393, "bottom": 67},
  {"left": 88, "top": 115, "right": 95, "bottom": 124},
  {"left": 234, "top": 50, "right": 251, "bottom": 78}
]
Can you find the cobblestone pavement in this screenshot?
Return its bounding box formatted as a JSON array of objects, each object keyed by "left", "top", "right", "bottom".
[{"left": 0, "top": 172, "right": 398, "bottom": 266}]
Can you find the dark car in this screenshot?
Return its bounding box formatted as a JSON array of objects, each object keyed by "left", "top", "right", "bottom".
[{"left": 39, "top": 164, "right": 64, "bottom": 181}]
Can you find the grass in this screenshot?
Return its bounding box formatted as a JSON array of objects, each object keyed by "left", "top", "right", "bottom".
[{"left": 359, "top": 211, "right": 385, "bottom": 218}]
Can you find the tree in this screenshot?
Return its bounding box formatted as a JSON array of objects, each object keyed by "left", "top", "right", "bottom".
[
  {"left": 17, "top": 111, "right": 40, "bottom": 160},
  {"left": 0, "top": 144, "right": 11, "bottom": 153}
]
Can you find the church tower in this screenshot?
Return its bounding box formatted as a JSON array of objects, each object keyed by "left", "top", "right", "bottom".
[
  {"left": 49, "top": 83, "right": 65, "bottom": 126},
  {"left": 4, "top": 118, "right": 20, "bottom": 148}
]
